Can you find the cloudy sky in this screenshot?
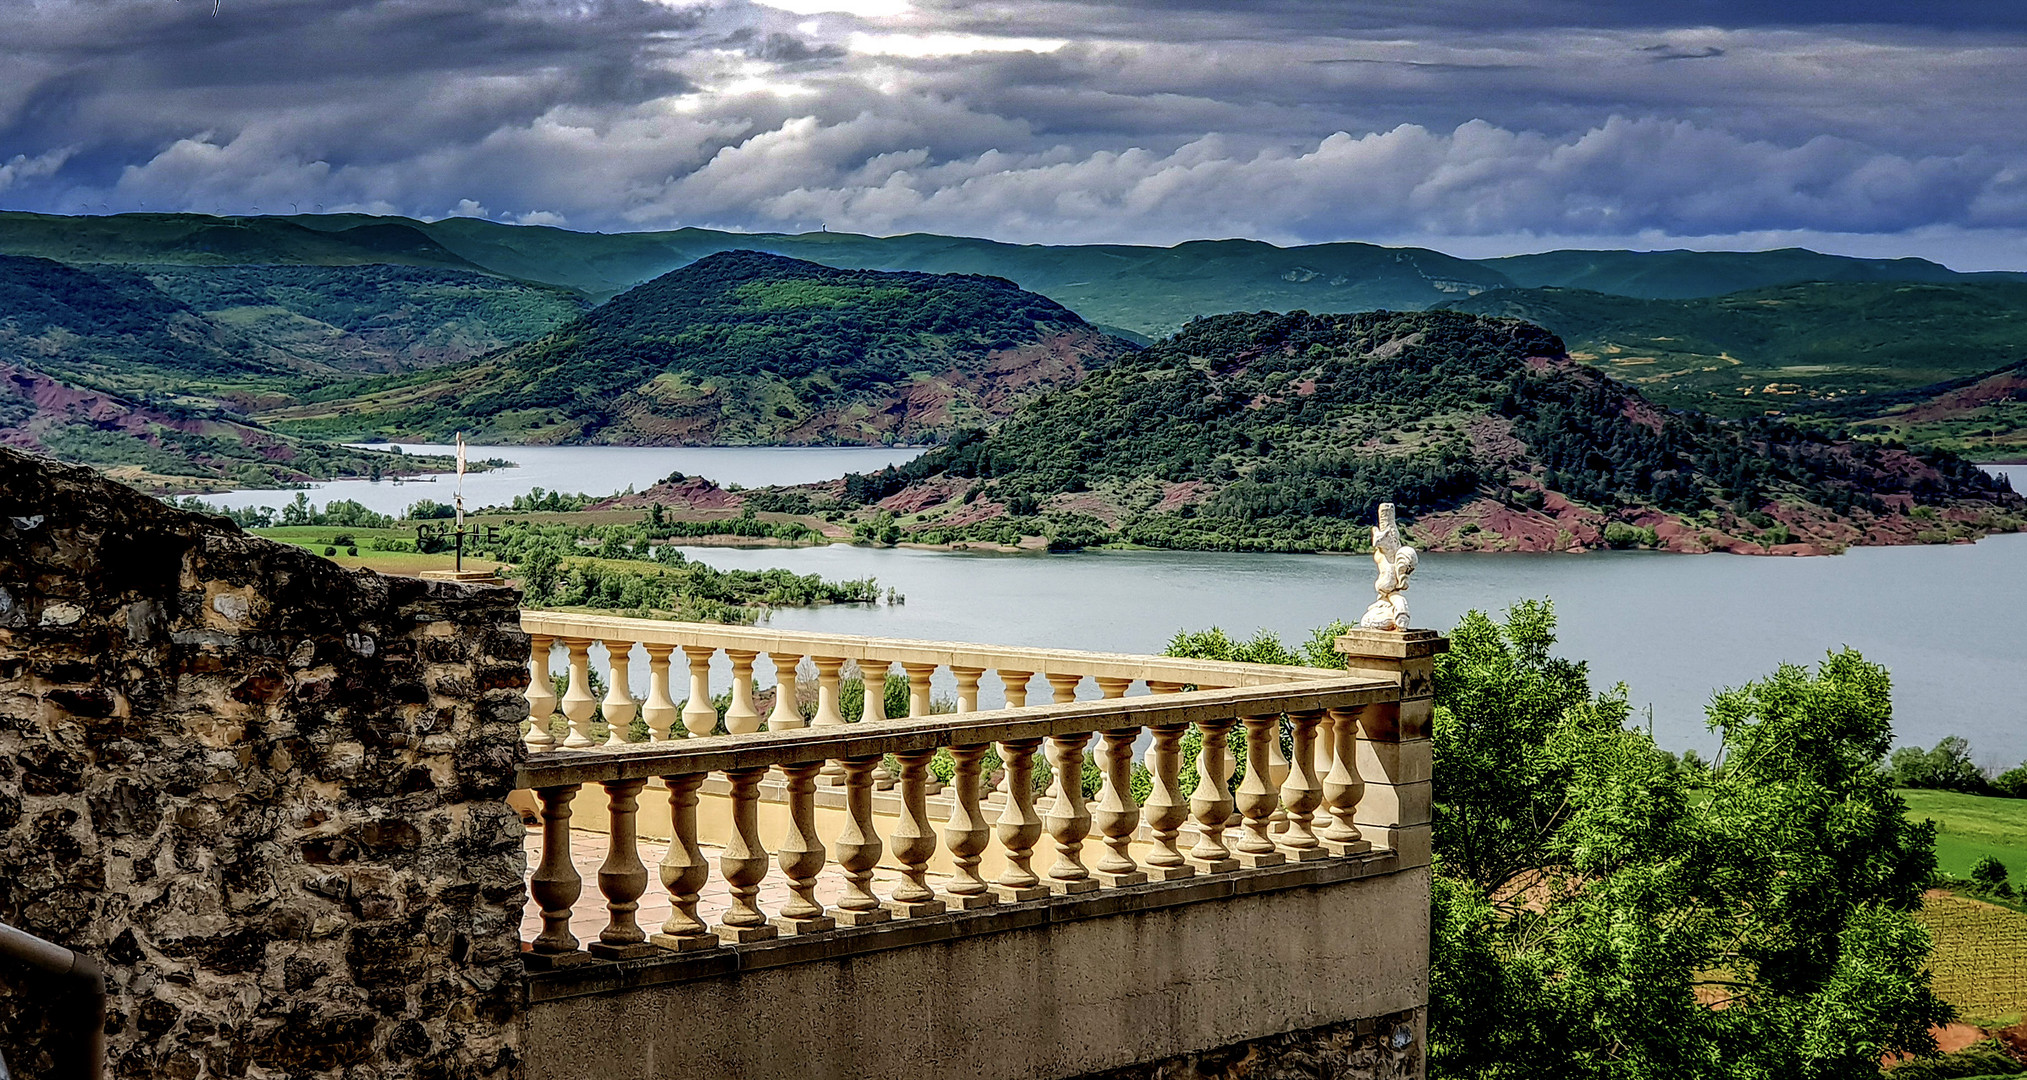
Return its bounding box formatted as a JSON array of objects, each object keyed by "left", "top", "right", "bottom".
[{"left": 3, "top": 0, "right": 2026, "bottom": 266}]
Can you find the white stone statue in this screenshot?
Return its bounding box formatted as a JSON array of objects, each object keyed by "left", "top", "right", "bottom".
[{"left": 1359, "top": 502, "right": 1417, "bottom": 631}]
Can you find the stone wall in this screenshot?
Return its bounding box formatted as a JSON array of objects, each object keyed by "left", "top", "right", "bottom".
[
  {"left": 0, "top": 448, "right": 530, "bottom": 1080},
  {"left": 1075, "top": 1009, "right": 1424, "bottom": 1080}
]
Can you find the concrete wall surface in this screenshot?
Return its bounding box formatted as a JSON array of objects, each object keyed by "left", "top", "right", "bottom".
[{"left": 526, "top": 864, "right": 1430, "bottom": 1080}]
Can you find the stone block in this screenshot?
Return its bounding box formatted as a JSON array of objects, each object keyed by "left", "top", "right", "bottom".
[
  {"left": 1356, "top": 738, "right": 1433, "bottom": 785},
  {"left": 1355, "top": 781, "right": 1432, "bottom": 829}
]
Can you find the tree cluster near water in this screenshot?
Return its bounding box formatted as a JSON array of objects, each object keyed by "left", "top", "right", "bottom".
[
  {"left": 467, "top": 518, "right": 877, "bottom": 622},
  {"left": 834, "top": 309, "right": 2021, "bottom": 553},
  {"left": 1168, "top": 602, "right": 1956, "bottom": 1080}
]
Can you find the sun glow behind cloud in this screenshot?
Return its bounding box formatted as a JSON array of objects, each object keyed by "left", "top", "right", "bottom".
[{"left": 755, "top": 0, "right": 912, "bottom": 18}]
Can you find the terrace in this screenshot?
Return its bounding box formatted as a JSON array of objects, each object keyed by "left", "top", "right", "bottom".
[{"left": 509, "top": 612, "right": 1438, "bottom": 1080}]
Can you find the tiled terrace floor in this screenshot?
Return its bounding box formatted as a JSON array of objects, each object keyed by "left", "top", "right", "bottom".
[{"left": 519, "top": 827, "right": 949, "bottom": 946}]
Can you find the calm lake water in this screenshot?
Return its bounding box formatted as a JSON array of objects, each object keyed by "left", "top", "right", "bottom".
[
  {"left": 201, "top": 443, "right": 927, "bottom": 515},
  {"left": 217, "top": 450, "right": 2026, "bottom": 762}
]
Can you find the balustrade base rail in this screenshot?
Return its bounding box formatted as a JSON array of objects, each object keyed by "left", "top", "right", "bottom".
[{"left": 524, "top": 844, "right": 1406, "bottom": 1000}]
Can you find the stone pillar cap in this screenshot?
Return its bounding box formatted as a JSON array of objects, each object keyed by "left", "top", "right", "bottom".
[{"left": 1334, "top": 628, "right": 1447, "bottom": 660}]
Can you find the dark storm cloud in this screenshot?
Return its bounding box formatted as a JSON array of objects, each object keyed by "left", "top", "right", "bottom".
[{"left": 1, "top": 0, "right": 2024, "bottom": 265}]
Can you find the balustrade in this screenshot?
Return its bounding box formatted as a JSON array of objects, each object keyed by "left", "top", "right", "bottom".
[{"left": 514, "top": 612, "right": 1415, "bottom": 962}]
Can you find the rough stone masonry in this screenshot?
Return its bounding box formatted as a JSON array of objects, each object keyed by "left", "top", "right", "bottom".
[{"left": 0, "top": 447, "right": 530, "bottom": 1080}]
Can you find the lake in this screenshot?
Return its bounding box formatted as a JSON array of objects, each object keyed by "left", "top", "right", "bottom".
[
  {"left": 197, "top": 443, "right": 928, "bottom": 516},
  {"left": 216, "top": 449, "right": 2026, "bottom": 763}
]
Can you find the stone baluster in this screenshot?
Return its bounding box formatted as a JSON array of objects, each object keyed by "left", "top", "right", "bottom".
[
  {"left": 1045, "top": 672, "right": 1082, "bottom": 705},
  {"left": 1095, "top": 676, "right": 1132, "bottom": 699},
  {"left": 953, "top": 666, "right": 984, "bottom": 713},
  {"left": 990, "top": 670, "right": 1033, "bottom": 799},
  {"left": 1276, "top": 710, "right": 1327, "bottom": 861},
  {"left": 600, "top": 641, "right": 639, "bottom": 744},
  {"left": 590, "top": 779, "right": 657, "bottom": 958},
  {"left": 1093, "top": 726, "right": 1147, "bottom": 887},
  {"left": 999, "top": 670, "right": 1033, "bottom": 709},
  {"left": 1142, "top": 722, "right": 1195, "bottom": 880},
  {"left": 523, "top": 634, "right": 558, "bottom": 750},
  {"left": 1266, "top": 715, "right": 1290, "bottom": 834},
  {"left": 941, "top": 743, "right": 997, "bottom": 909},
  {"left": 859, "top": 660, "right": 892, "bottom": 722},
  {"left": 854, "top": 659, "right": 895, "bottom": 788},
  {"left": 651, "top": 773, "right": 717, "bottom": 951},
  {"left": 717, "top": 765, "right": 778, "bottom": 943},
  {"left": 1043, "top": 733, "right": 1098, "bottom": 894},
  {"left": 1234, "top": 714, "right": 1286, "bottom": 867},
  {"left": 1187, "top": 717, "right": 1239, "bottom": 873},
  {"left": 641, "top": 643, "right": 679, "bottom": 741},
  {"left": 833, "top": 755, "right": 892, "bottom": 926},
  {"left": 886, "top": 749, "right": 947, "bottom": 917},
  {"left": 903, "top": 662, "right": 936, "bottom": 718},
  {"left": 812, "top": 657, "right": 847, "bottom": 725},
  {"left": 530, "top": 785, "right": 584, "bottom": 953},
  {"left": 774, "top": 760, "right": 834, "bottom": 934},
  {"left": 898, "top": 662, "right": 938, "bottom": 793},
  {"left": 680, "top": 645, "right": 717, "bottom": 737},
  {"left": 993, "top": 737, "right": 1048, "bottom": 901},
  {"left": 767, "top": 652, "right": 806, "bottom": 730},
  {"left": 724, "top": 650, "right": 763, "bottom": 734},
  {"left": 1319, "top": 707, "right": 1370, "bottom": 856},
  {"left": 559, "top": 639, "right": 598, "bottom": 749}
]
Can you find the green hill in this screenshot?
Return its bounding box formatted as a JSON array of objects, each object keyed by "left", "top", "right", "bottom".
[
  {"left": 1437, "top": 282, "right": 2027, "bottom": 422},
  {"left": 262, "top": 250, "right": 1138, "bottom": 445},
  {"left": 1484, "top": 248, "right": 2027, "bottom": 299},
  {"left": 800, "top": 309, "right": 2024, "bottom": 554},
  {"left": 0, "top": 211, "right": 487, "bottom": 272},
  {"left": 0, "top": 254, "right": 574, "bottom": 488}
]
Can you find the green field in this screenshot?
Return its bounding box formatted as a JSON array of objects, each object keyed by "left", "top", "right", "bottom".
[{"left": 1902, "top": 789, "right": 2027, "bottom": 880}]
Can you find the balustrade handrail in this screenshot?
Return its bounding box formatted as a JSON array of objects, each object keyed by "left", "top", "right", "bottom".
[
  {"left": 518, "top": 677, "right": 1396, "bottom": 789},
  {"left": 518, "top": 610, "right": 1350, "bottom": 689}
]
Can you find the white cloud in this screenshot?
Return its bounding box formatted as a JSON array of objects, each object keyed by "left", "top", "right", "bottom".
[
  {"left": 0, "top": 147, "right": 72, "bottom": 193},
  {"left": 846, "top": 31, "right": 1068, "bottom": 57}
]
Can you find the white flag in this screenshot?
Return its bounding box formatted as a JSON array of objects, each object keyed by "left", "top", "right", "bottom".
[{"left": 455, "top": 433, "right": 467, "bottom": 477}]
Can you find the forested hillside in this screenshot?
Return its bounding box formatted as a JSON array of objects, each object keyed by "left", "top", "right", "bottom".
[
  {"left": 1438, "top": 281, "right": 2027, "bottom": 447},
  {"left": 791, "top": 309, "right": 2023, "bottom": 554},
  {"left": 263, "top": 250, "right": 1137, "bottom": 445}
]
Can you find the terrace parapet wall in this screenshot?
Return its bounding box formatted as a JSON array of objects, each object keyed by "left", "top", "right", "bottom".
[{"left": 0, "top": 447, "right": 530, "bottom": 1080}]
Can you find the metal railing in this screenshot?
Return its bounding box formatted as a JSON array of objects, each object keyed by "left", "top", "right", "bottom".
[{"left": 0, "top": 922, "right": 104, "bottom": 1080}]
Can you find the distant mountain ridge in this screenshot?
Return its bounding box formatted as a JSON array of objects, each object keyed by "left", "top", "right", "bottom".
[
  {"left": 8, "top": 210, "right": 2022, "bottom": 338},
  {"left": 261, "top": 250, "right": 1138, "bottom": 445}
]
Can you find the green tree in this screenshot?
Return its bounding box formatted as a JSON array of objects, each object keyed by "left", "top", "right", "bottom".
[
  {"left": 1969, "top": 855, "right": 2009, "bottom": 892},
  {"left": 1173, "top": 602, "right": 1951, "bottom": 1080},
  {"left": 520, "top": 544, "right": 561, "bottom": 601},
  {"left": 1429, "top": 607, "right": 1949, "bottom": 1080}
]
